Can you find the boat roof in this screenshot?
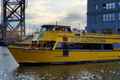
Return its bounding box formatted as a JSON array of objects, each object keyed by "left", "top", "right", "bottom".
[{"left": 41, "top": 24, "right": 71, "bottom": 28}]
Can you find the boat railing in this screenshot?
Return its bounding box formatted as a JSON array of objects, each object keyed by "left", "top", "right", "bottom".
[{"left": 84, "top": 33, "right": 120, "bottom": 38}]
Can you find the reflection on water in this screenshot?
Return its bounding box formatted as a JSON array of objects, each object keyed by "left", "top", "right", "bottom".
[{"left": 16, "top": 62, "right": 120, "bottom": 80}]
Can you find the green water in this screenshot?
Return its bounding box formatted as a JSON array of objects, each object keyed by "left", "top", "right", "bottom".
[{"left": 16, "top": 62, "right": 120, "bottom": 80}]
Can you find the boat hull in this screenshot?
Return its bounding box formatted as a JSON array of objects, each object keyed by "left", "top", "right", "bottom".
[{"left": 9, "top": 48, "right": 120, "bottom": 64}]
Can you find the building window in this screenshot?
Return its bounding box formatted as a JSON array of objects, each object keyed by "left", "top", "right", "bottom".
[
  {"left": 109, "top": 14, "right": 112, "bottom": 21},
  {"left": 95, "top": 5, "right": 98, "bottom": 10},
  {"left": 109, "top": 13, "right": 115, "bottom": 21},
  {"left": 102, "top": 14, "right": 105, "bottom": 21},
  {"left": 105, "top": 2, "right": 116, "bottom": 9},
  {"left": 106, "top": 14, "right": 109, "bottom": 21},
  {"left": 119, "top": 13, "right": 120, "bottom": 20},
  {"left": 103, "top": 14, "right": 108, "bottom": 21},
  {"left": 118, "top": 2, "right": 120, "bottom": 6},
  {"left": 106, "top": 3, "right": 109, "bottom": 9},
  {"left": 103, "top": 14, "right": 109, "bottom": 21},
  {"left": 103, "top": 14, "right": 115, "bottom": 22},
  {"left": 103, "top": 14, "right": 106, "bottom": 21},
  {"left": 111, "top": 13, "right": 115, "bottom": 21},
  {"left": 111, "top": 3, "right": 115, "bottom": 8}
]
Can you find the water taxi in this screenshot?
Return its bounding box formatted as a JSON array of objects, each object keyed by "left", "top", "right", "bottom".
[{"left": 8, "top": 25, "right": 120, "bottom": 64}]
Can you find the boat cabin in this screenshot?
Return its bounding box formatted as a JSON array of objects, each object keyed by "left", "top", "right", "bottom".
[
  {"left": 29, "top": 25, "right": 120, "bottom": 51},
  {"left": 12, "top": 24, "right": 120, "bottom": 52},
  {"left": 41, "top": 25, "right": 72, "bottom": 32}
]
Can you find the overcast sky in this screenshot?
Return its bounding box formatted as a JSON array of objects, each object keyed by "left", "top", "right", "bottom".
[
  {"left": 0, "top": 0, "right": 87, "bottom": 34},
  {"left": 26, "top": 0, "right": 87, "bottom": 33}
]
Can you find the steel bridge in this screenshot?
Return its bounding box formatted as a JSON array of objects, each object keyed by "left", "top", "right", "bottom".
[{"left": 0, "top": 0, "right": 25, "bottom": 42}]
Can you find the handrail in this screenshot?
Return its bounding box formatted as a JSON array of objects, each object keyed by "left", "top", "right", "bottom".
[{"left": 52, "top": 41, "right": 58, "bottom": 50}]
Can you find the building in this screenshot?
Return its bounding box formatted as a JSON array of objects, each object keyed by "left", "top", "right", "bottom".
[{"left": 86, "top": 0, "right": 120, "bottom": 33}]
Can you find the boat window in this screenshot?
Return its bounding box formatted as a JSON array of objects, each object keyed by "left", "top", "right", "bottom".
[
  {"left": 55, "top": 42, "right": 113, "bottom": 50},
  {"left": 40, "top": 28, "right": 47, "bottom": 31},
  {"left": 38, "top": 41, "right": 55, "bottom": 50},
  {"left": 41, "top": 25, "right": 72, "bottom": 32},
  {"left": 12, "top": 43, "right": 30, "bottom": 48},
  {"left": 103, "top": 44, "right": 113, "bottom": 50},
  {"left": 69, "top": 43, "right": 102, "bottom": 50},
  {"left": 113, "top": 44, "right": 120, "bottom": 49}
]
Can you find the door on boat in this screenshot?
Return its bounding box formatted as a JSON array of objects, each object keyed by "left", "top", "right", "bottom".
[{"left": 63, "top": 36, "right": 69, "bottom": 56}]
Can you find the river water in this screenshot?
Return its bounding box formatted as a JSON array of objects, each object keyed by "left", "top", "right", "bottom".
[{"left": 15, "top": 62, "right": 120, "bottom": 80}]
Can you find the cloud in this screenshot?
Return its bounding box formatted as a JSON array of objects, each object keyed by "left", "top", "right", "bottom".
[
  {"left": 58, "top": 12, "right": 86, "bottom": 30},
  {"left": 62, "top": 13, "right": 82, "bottom": 22},
  {"left": 26, "top": 0, "right": 87, "bottom": 28}
]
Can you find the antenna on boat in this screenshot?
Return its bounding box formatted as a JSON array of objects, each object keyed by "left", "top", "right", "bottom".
[
  {"left": 78, "top": 23, "right": 81, "bottom": 31},
  {"left": 56, "top": 21, "right": 58, "bottom": 27}
]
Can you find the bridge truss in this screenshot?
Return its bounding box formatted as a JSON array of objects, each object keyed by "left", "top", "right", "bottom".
[{"left": 1, "top": 0, "right": 25, "bottom": 41}]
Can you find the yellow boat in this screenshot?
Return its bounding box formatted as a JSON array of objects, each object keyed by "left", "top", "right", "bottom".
[{"left": 8, "top": 25, "right": 120, "bottom": 64}]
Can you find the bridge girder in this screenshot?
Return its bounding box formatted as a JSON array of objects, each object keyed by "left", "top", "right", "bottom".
[{"left": 1, "top": 0, "right": 25, "bottom": 41}]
